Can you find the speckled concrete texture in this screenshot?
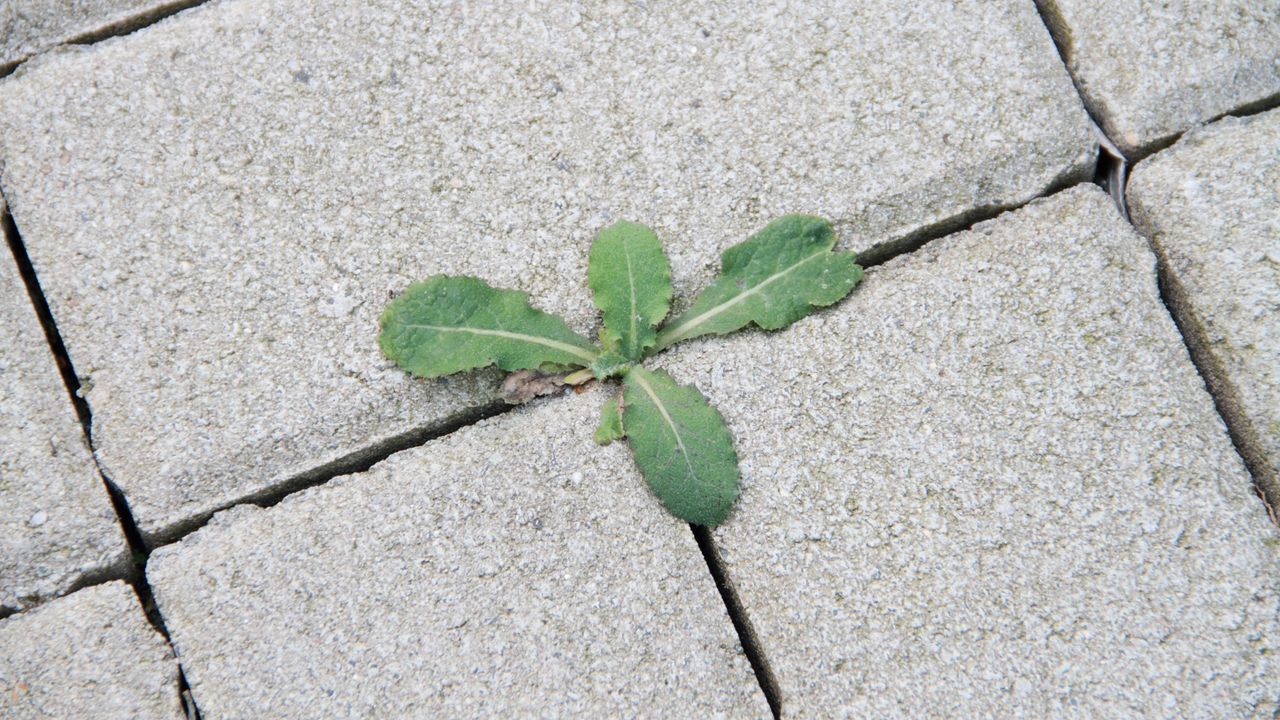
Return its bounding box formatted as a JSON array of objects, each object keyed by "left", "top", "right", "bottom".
[
  {"left": 0, "top": 0, "right": 1094, "bottom": 543},
  {"left": 0, "top": 214, "right": 126, "bottom": 614},
  {"left": 147, "top": 387, "right": 768, "bottom": 719},
  {"left": 1128, "top": 109, "right": 1280, "bottom": 506},
  {"left": 1037, "top": 0, "right": 1280, "bottom": 156},
  {"left": 657, "top": 185, "right": 1280, "bottom": 717},
  {"left": 0, "top": 0, "right": 190, "bottom": 69},
  {"left": 0, "top": 581, "right": 181, "bottom": 719}
]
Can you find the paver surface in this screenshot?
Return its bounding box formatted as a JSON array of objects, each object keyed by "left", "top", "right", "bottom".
[
  {"left": 1037, "top": 0, "right": 1280, "bottom": 156},
  {"left": 1128, "top": 108, "right": 1280, "bottom": 504},
  {"left": 0, "top": 580, "right": 181, "bottom": 719},
  {"left": 1, "top": 209, "right": 126, "bottom": 614},
  {"left": 0, "top": 0, "right": 1094, "bottom": 544},
  {"left": 147, "top": 386, "right": 768, "bottom": 718},
  {"left": 654, "top": 185, "right": 1280, "bottom": 717},
  {"left": 0, "top": 0, "right": 186, "bottom": 69}
]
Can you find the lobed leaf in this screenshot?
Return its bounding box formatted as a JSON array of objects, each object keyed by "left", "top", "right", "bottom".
[
  {"left": 587, "top": 220, "right": 673, "bottom": 360},
  {"left": 379, "top": 275, "right": 598, "bottom": 378},
  {"left": 593, "top": 395, "right": 625, "bottom": 445},
  {"left": 622, "top": 366, "right": 739, "bottom": 526},
  {"left": 655, "top": 215, "right": 862, "bottom": 350}
]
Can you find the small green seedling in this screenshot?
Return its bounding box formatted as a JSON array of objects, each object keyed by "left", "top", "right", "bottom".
[{"left": 379, "top": 216, "right": 863, "bottom": 526}]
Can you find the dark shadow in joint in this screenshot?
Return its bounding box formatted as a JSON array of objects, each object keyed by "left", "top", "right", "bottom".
[{"left": 692, "top": 524, "right": 783, "bottom": 719}]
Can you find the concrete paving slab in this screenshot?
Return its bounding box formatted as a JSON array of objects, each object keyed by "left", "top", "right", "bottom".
[
  {"left": 0, "top": 0, "right": 191, "bottom": 70},
  {"left": 1, "top": 215, "right": 127, "bottom": 614},
  {"left": 147, "top": 386, "right": 768, "bottom": 718},
  {"left": 1128, "top": 108, "right": 1280, "bottom": 506},
  {"left": 655, "top": 185, "right": 1280, "bottom": 717},
  {"left": 0, "top": 580, "right": 181, "bottom": 719},
  {"left": 1037, "top": 0, "right": 1280, "bottom": 156},
  {"left": 0, "top": 0, "right": 1094, "bottom": 544}
]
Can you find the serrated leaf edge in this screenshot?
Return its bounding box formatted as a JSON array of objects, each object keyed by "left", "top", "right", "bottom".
[{"left": 593, "top": 394, "right": 625, "bottom": 445}]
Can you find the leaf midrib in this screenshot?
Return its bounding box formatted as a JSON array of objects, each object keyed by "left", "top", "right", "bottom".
[
  {"left": 625, "top": 239, "right": 639, "bottom": 355},
  {"left": 630, "top": 370, "right": 700, "bottom": 482},
  {"left": 401, "top": 323, "right": 597, "bottom": 363},
  {"left": 655, "top": 246, "right": 826, "bottom": 349}
]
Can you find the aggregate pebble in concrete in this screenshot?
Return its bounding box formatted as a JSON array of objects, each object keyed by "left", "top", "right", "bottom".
[
  {"left": 658, "top": 185, "right": 1280, "bottom": 717},
  {"left": 0, "top": 581, "right": 181, "bottom": 719},
  {"left": 0, "top": 213, "right": 127, "bottom": 614},
  {"left": 0, "top": 0, "right": 1094, "bottom": 543},
  {"left": 147, "top": 387, "right": 768, "bottom": 719},
  {"left": 1128, "top": 108, "right": 1280, "bottom": 505},
  {"left": 1037, "top": 0, "right": 1280, "bottom": 156},
  {"left": 0, "top": 0, "right": 188, "bottom": 70}
]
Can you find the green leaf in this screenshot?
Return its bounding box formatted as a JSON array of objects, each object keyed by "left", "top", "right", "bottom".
[
  {"left": 379, "top": 275, "right": 598, "bottom": 378},
  {"left": 622, "top": 367, "right": 739, "bottom": 526},
  {"left": 589, "top": 350, "right": 632, "bottom": 381},
  {"left": 587, "top": 220, "right": 673, "bottom": 360},
  {"left": 593, "top": 395, "right": 625, "bottom": 445},
  {"left": 655, "top": 215, "right": 862, "bottom": 350}
]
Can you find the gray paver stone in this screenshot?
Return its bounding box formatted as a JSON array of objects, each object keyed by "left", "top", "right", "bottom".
[
  {"left": 0, "top": 0, "right": 187, "bottom": 70},
  {"left": 1128, "top": 108, "right": 1280, "bottom": 504},
  {"left": 653, "top": 185, "right": 1280, "bottom": 717},
  {"left": 0, "top": 0, "right": 1094, "bottom": 543},
  {"left": 1, "top": 206, "right": 127, "bottom": 614},
  {"left": 1038, "top": 0, "right": 1280, "bottom": 156},
  {"left": 0, "top": 580, "right": 181, "bottom": 719},
  {"left": 147, "top": 386, "right": 769, "bottom": 718}
]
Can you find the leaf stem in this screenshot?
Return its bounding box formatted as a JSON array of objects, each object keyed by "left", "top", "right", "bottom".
[{"left": 564, "top": 368, "right": 595, "bottom": 385}]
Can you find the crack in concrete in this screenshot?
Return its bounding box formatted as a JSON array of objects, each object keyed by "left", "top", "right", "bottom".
[
  {"left": 1145, "top": 228, "right": 1280, "bottom": 526},
  {"left": 1, "top": 160, "right": 1116, "bottom": 719},
  {"left": 1027, "top": 3, "right": 1280, "bottom": 526},
  {"left": 4, "top": 197, "right": 201, "bottom": 717},
  {"left": 4, "top": 11, "right": 1277, "bottom": 713},
  {"left": 692, "top": 524, "right": 782, "bottom": 719},
  {"left": 1031, "top": 0, "right": 1280, "bottom": 163},
  {"left": 0, "top": 1, "right": 211, "bottom": 79}
]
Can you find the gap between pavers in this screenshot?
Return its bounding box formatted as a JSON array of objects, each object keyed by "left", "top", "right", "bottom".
[
  {"left": 5, "top": 198, "right": 202, "bottom": 716},
  {"left": 1035, "top": 0, "right": 1280, "bottom": 158},
  {"left": 0, "top": 580, "right": 183, "bottom": 719},
  {"left": 1127, "top": 107, "right": 1280, "bottom": 511},
  {"left": 0, "top": 0, "right": 1095, "bottom": 546},
  {"left": 1, "top": 198, "right": 129, "bottom": 616},
  {"left": 0, "top": 0, "right": 203, "bottom": 73},
  {"left": 147, "top": 385, "right": 770, "bottom": 718},
  {"left": 654, "top": 185, "right": 1280, "bottom": 717}
]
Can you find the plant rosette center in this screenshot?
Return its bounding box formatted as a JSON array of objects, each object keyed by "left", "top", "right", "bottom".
[
  {"left": 378, "top": 215, "right": 863, "bottom": 526},
  {"left": 588, "top": 351, "right": 633, "bottom": 380}
]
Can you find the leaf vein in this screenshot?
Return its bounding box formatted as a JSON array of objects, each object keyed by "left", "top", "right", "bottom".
[
  {"left": 656, "top": 248, "right": 826, "bottom": 348},
  {"left": 400, "top": 323, "right": 597, "bottom": 363},
  {"left": 630, "top": 370, "right": 701, "bottom": 484}
]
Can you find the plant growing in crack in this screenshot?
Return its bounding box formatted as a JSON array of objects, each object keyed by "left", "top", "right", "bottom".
[{"left": 379, "top": 216, "right": 862, "bottom": 526}]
